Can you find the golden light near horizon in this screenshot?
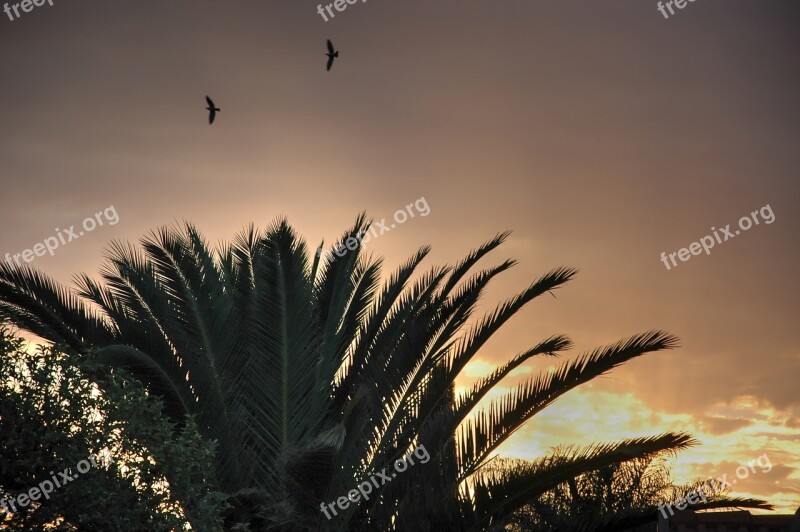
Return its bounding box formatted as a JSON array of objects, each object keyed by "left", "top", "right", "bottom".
[{"left": 459, "top": 339, "right": 800, "bottom": 513}]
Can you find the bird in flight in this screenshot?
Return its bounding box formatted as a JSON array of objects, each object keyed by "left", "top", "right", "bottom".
[
  {"left": 205, "top": 96, "right": 220, "bottom": 124},
  {"left": 326, "top": 39, "right": 338, "bottom": 71}
]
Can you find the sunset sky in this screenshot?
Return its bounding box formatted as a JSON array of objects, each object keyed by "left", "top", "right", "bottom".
[{"left": 1, "top": 0, "right": 798, "bottom": 513}]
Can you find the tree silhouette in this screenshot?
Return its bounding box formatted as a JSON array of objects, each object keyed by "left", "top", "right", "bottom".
[{"left": 0, "top": 216, "right": 717, "bottom": 530}]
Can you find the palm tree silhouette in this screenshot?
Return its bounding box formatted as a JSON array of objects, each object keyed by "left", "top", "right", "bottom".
[{"left": 0, "top": 216, "right": 701, "bottom": 530}]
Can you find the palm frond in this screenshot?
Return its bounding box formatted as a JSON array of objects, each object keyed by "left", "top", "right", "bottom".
[{"left": 469, "top": 433, "right": 696, "bottom": 528}]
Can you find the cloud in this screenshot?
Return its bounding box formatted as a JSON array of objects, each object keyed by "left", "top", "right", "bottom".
[
  {"left": 698, "top": 415, "right": 753, "bottom": 435},
  {"left": 690, "top": 458, "right": 794, "bottom": 498},
  {"left": 491, "top": 387, "right": 800, "bottom": 511}
]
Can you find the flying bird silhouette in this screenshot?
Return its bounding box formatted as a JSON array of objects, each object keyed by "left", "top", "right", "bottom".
[
  {"left": 326, "top": 39, "right": 338, "bottom": 71},
  {"left": 205, "top": 96, "right": 220, "bottom": 124}
]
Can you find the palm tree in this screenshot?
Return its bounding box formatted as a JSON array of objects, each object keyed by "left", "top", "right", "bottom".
[
  {"left": 0, "top": 216, "right": 702, "bottom": 530},
  {"left": 491, "top": 453, "right": 770, "bottom": 531}
]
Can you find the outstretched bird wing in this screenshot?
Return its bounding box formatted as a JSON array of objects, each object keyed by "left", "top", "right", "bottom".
[
  {"left": 327, "top": 39, "right": 335, "bottom": 54},
  {"left": 206, "top": 95, "right": 215, "bottom": 108},
  {"left": 208, "top": 109, "right": 216, "bottom": 124},
  {"left": 326, "top": 55, "right": 335, "bottom": 71}
]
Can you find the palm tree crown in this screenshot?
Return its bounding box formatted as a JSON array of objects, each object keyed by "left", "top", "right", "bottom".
[{"left": 0, "top": 216, "right": 698, "bottom": 530}]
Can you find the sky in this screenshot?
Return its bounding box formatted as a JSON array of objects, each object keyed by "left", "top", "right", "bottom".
[{"left": 1, "top": 0, "right": 799, "bottom": 513}]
